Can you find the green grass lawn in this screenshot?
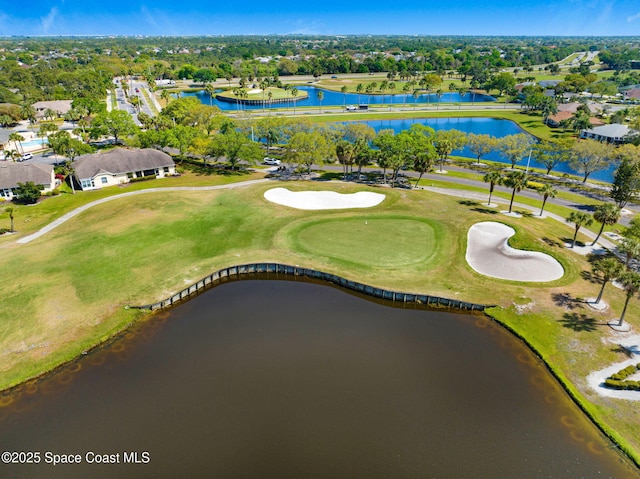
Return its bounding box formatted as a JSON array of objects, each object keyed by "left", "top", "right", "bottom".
[{"left": 0, "top": 179, "right": 639, "bottom": 468}]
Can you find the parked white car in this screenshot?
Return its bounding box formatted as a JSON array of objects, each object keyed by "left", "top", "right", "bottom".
[
  {"left": 19, "top": 152, "right": 33, "bottom": 161},
  {"left": 263, "top": 157, "right": 281, "bottom": 166}
]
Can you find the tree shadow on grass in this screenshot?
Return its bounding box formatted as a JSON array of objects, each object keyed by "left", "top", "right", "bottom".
[
  {"left": 580, "top": 270, "right": 599, "bottom": 285},
  {"left": 611, "top": 344, "right": 640, "bottom": 358},
  {"left": 552, "top": 292, "right": 583, "bottom": 310},
  {"left": 542, "top": 237, "right": 563, "bottom": 248},
  {"left": 559, "top": 312, "right": 599, "bottom": 332},
  {"left": 471, "top": 207, "right": 498, "bottom": 215}
]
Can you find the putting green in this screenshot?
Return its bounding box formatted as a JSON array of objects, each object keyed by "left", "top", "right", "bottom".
[{"left": 292, "top": 217, "right": 439, "bottom": 268}]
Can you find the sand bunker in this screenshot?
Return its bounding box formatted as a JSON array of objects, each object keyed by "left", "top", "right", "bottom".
[
  {"left": 264, "top": 187, "right": 385, "bottom": 210},
  {"left": 466, "top": 222, "right": 564, "bottom": 282}
]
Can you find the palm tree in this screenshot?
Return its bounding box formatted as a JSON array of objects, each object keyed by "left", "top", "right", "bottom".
[
  {"left": 538, "top": 184, "right": 558, "bottom": 216},
  {"left": 501, "top": 170, "right": 527, "bottom": 214},
  {"left": 413, "top": 90, "right": 420, "bottom": 110},
  {"left": 4, "top": 206, "right": 14, "bottom": 233},
  {"left": 619, "top": 237, "right": 640, "bottom": 267},
  {"left": 483, "top": 171, "right": 502, "bottom": 206},
  {"left": 356, "top": 83, "right": 363, "bottom": 105},
  {"left": 160, "top": 89, "right": 171, "bottom": 106},
  {"left": 8, "top": 133, "right": 25, "bottom": 154},
  {"left": 591, "top": 203, "right": 621, "bottom": 246},
  {"left": 335, "top": 140, "right": 354, "bottom": 180},
  {"left": 614, "top": 270, "right": 640, "bottom": 328},
  {"left": 5, "top": 149, "right": 20, "bottom": 162},
  {"left": 291, "top": 88, "right": 299, "bottom": 115},
  {"left": 591, "top": 256, "right": 624, "bottom": 304},
  {"left": 204, "top": 84, "right": 216, "bottom": 107},
  {"left": 566, "top": 211, "right": 593, "bottom": 248}
]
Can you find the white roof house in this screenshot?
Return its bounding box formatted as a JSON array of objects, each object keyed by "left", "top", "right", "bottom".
[{"left": 580, "top": 124, "right": 639, "bottom": 144}]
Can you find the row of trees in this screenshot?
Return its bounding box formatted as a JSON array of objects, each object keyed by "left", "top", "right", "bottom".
[{"left": 589, "top": 217, "right": 640, "bottom": 328}]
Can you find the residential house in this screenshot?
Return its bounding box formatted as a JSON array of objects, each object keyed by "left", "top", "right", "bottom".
[
  {"left": 545, "top": 111, "right": 604, "bottom": 128},
  {"left": 623, "top": 89, "right": 640, "bottom": 102},
  {"left": 73, "top": 148, "right": 176, "bottom": 191},
  {"left": 31, "top": 100, "right": 73, "bottom": 119},
  {"left": 0, "top": 162, "right": 56, "bottom": 200},
  {"left": 580, "top": 124, "right": 640, "bottom": 144}
]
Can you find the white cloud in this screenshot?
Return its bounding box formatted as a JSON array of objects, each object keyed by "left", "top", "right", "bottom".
[
  {"left": 41, "top": 7, "right": 58, "bottom": 33},
  {"left": 628, "top": 11, "right": 640, "bottom": 22}
]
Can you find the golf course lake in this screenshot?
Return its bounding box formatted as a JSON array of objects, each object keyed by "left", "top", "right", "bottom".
[
  {"left": 187, "top": 85, "right": 496, "bottom": 111},
  {"left": 1, "top": 279, "right": 637, "bottom": 478}
]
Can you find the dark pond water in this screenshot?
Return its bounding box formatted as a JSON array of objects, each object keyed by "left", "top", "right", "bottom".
[
  {"left": 1, "top": 279, "right": 637, "bottom": 478},
  {"left": 184, "top": 85, "right": 496, "bottom": 112}
]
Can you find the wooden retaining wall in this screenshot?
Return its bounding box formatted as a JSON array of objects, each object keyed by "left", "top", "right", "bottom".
[{"left": 131, "top": 263, "right": 488, "bottom": 313}]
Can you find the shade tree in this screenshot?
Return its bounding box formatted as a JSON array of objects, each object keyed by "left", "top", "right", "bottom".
[
  {"left": 610, "top": 145, "right": 640, "bottom": 208},
  {"left": 569, "top": 139, "right": 612, "bottom": 183},
  {"left": 467, "top": 133, "right": 498, "bottom": 165},
  {"left": 498, "top": 133, "right": 534, "bottom": 169},
  {"left": 433, "top": 129, "right": 467, "bottom": 172},
  {"left": 532, "top": 140, "right": 572, "bottom": 175}
]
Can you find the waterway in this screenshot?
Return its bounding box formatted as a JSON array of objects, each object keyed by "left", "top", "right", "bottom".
[
  {"left": 351, "top": 117, "right": 617, "bottom": 182},
  {"left": 184, "top": 85, "right": 496, "bottom": 112},
  {"left": 0, "top": 279, "right": 637, "bottom": 478},
  {"left": 187, "top": 86, "right": 616, "bottom": 182}
]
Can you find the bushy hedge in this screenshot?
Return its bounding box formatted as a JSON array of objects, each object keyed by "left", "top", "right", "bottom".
[{"left": 605, "top": 363, "right": 640, "bottom": 391}]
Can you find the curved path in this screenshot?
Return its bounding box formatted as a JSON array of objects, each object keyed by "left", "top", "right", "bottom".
[{"left": 16, "top": 179, "right": 270, "bottom": 245}]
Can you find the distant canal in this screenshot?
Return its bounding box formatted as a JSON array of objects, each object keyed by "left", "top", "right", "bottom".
[{"left": 0, "top": 279, "right": 637, "bottom": 478}]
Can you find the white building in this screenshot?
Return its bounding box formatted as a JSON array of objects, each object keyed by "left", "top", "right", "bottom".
[
  {"left": 73, "top": 148, "right": 175, "bottom": 191},
  {"left": 0, "top": 162, "right": 56, "bottom": 200},
  {"left": 580, "top": 124, "right": 640, "bottom": 145}
]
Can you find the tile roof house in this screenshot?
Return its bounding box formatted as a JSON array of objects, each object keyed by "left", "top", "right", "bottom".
[
  {"left": 580, "top": 124, "right": 640, "bottom": 144},
  {"left": 73, "top": 148, "right": 176, "bottom": 191},
  {"left": 545, "top": 111, "right": 604, "bottom": 128},
  {"left": 0, "top": 162, "right": 56, "bottom": 200}
]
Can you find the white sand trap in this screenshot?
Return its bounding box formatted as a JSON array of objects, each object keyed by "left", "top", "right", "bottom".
[
  {"left": 264, "top": 187, "right": 385, "bottom": 210},
  {"left": 466, "top": 221, "right": 564, "bottom": 282}
]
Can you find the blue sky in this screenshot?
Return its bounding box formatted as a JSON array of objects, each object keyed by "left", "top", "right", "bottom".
[{"left": 1, "top": 1, "right": 639, "bottom": 36}]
